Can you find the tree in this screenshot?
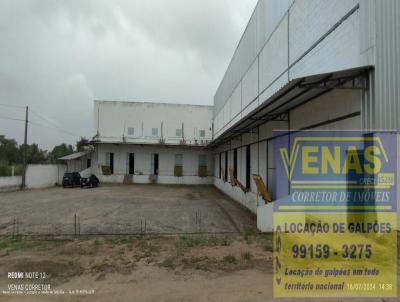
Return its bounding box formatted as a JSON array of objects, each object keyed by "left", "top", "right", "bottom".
[
  {"left": 18, "top": 143, "right": 48, "bottom": 164},
  {"left": 49, "top": 143, "right": 74, "bottom": 163},
  {"left": 0, "top": 135, "right": 19, "bottom": 165},
  {"left": 76, "top": 137, "right": 90, "bottom": 152}
]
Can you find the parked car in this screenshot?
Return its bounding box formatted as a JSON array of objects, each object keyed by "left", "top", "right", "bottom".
[
  {"left": 62, "top": 172, "right": 81, "bottom": 188},
  {"left": 81, "top": 174, "right": 100, "bottom": 188}
]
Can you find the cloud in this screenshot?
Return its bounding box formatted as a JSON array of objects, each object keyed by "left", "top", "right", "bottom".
[{"left": 0, "top": 0, "right": 257, "bottom": 149}]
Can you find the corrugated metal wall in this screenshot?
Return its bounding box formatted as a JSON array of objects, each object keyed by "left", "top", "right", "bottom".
[
  {"left": 214, "top": 0, "right": 293, "bottom": 114},
  {"left": 214, "top": 0, "right": 368, "bottom": 138},
  {"left": 373, "top": 0, "right": 400, "bottom": 130},
  {"left": 215, "top": 0, "right": 399, "bottom": 134}
]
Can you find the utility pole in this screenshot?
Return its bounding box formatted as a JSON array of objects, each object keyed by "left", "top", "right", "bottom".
[{"left": 21, "top": 106, "right": 28, "bottom": 190}]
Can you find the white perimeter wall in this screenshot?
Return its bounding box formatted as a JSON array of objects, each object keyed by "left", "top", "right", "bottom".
[
  {"left": 92, "top": 144, "right": 214, "bottom": 185},
  {"left": 0, "top": 164, "right": 66, "bottom": 192},
  {"left": 0, "top": 176, "right": 21, "bottom": 192},
  {"left": 26, "top": 164, "right": 66, "bottom": 189}
]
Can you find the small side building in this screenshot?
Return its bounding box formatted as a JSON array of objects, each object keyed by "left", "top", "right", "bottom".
[{"left": 58, "top": 149, "right": 93, "bottom": 177}]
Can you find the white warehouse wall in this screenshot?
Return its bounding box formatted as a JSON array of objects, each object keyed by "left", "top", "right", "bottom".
[
  {"left": 94, "top": 101, "right": 213, "bottom": 146},
  {"left": 214, "top": 0, "right": 372, "bottom": 138},
  {"left": 92, "top": 144, "right": 214, "bottom": 185},
  {"left": 213, "top": 89, "right": 362, "bottom": 231}
]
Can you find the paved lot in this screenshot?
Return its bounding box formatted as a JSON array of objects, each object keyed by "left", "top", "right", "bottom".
[{"left": 0, "top": 185, "right": 255, "bottom": 235}]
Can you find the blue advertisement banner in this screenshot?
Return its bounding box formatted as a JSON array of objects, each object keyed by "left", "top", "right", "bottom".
[{"left": 273, "top": 131, "right": 397, "bottom": 212}]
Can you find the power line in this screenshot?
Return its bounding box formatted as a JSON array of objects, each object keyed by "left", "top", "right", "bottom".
[
  {"left": 1, "top": 106, "right": 84, "bottom": 139},
  {"left": 0, "top": 114, "right": 81, "bottom": 138},
  {"left": 29, "top": 108, "right": 63, "bottom": 129},
  {"left": 0, "top": 115, "right": 26, "bottom": 122},
  {"left": 29, "top": 120, "right": 81, "bottom": 138},
  {"left": 0, "top": 103, "right": 25, "bottom": 109},
  {"left": 29, "top": 109, "right": 82, "bottom": 138}
]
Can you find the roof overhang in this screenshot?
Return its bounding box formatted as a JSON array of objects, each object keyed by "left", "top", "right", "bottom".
[
  {"left": 59, "top": 150, "right": 92, "bottom": 160},
  {"left": 91, "top": 140, "right": 209, "bottom": 150},
  {"left": 208, "top": 66, "right": 371, "bottom": 148}
]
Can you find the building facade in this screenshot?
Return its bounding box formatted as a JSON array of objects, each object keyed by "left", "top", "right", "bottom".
[
  {"left": 90, "top": 101, "right": 214, "bottom": 185},
  {"left": 64, "top": 0, "right": 399, "bottom": 232},
  {"left": 211, "top": 0, "right": 400, "bottom": 231}
]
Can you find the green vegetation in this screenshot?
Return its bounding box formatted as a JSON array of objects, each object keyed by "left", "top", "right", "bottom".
[
  {"left": 223, "top": 255, "right": 237, "bottom": 263},
  {"left": 241, "top": 251, "right": 253, "bottom": 261},
  {"left": 182, "top": 256, "right": 211, "bottom": 271},
  {"left": 0, "top": 135, "right": 92, "bottom": 176},
  {"left": 0, "top": 164, "right": 23, "bottom": 176},
  {"left": 159, "top": 256, "right": 177, "bottom": 269},
  {"left": 0, "top": 239, "right": 64, "bottom": 253},
  {"left": 263, "top": 244, "right": 273, "bottom": 252},
  {"left": 178, "top": 235, "right": 233, "bottom": 249}
]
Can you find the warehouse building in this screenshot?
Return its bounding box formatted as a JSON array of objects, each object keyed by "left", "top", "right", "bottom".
[
  {"left": 63, "top": 0, "right": 399, "bottom": 231},
  {"left": 210, "top": 0, "right": 399, "bottom": 231},
  {"left": 89, "top": 101, "right": 214, "bottom": 185}
]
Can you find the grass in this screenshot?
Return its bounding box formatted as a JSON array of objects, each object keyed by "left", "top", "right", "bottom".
[
  {"left": 263, "top": 244, "right": 273, "bottom": 252},
  {"left": 159, "top": 256, "right": 177, "bottom": 269},
  {"left": 179, "top": 236, "right": 202, "bottom": 248},
  {"left": 105, "top": 236, "right": 136, "bottom": 247},
  {"left": 257, "top": 233, "right": 273, "bottom": 241},
  {"left": 223, "top": 255, "right": 236, "bottom": 263},
  {"left": 241, "top": 251, "right": 253, "bottom": 261},
  {"left": 178, "top": 235, "right": 233, "bottom": 249},
  {"left": 0, "top": 239, "right": 64, "bottom": 253},
  {"left": 133, "top": 239, "right": 160, "bottom": 262}
]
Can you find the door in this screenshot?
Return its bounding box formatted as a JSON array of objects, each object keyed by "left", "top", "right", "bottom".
[
  {"left": 129, "top": 153, "right": 135, "bottom": 175},
  {"left": 110, "top": 153, "right": 114, "bottom": 175},
  {"left": 224, "top": 151, "right": 228, "bottom": 182},
  {"left": 233, "top": 149, "right": 237, "bottom": 179},
  {"left": 246, "top": 145, "right": 250, "bottom": 189},
  {"left": 153, "top": 154, "right": 159, "bottom": 175}
]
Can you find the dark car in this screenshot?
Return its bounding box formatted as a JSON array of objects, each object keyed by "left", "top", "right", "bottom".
[
  {"left": 81, "top": 174, "right": 100, "bottom": 188},
  {"left": 62, "top": 172, "right": 81, "bottom": 188}
]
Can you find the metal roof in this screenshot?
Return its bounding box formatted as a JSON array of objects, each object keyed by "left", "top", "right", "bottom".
[
  {"left": 208, "top": 66, "right": 371, "bottom": 148},
  {"left": 58, "top": 150, "right": 92, "bottom": 160}
]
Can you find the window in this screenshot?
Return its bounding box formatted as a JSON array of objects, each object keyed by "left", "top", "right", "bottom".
[
  {"left": 175, "top": 154, "right": 183, "bottom": 166},
  {"left": 174, "top": 154, "right": 183, "bottom": 177},
  {"left": 198, "top": 154, "right": 207, "bottom": 177},
  {"left": 87, "top": 158, "right": 91, "bottom": 169},
  {"left": 199, "top": 154, "right": 207, "bottom": 166},
  {"left": 128, "top": 127, "right": 134, "bottom": 136},
  {"left": 176, "top": 128, "right": 182, "bottom": 137},
  {"left": 105, "top": 152, "right": 114, "bottom": 175},
  {"left": 152, "top": 128, "right": 158, "bottom": 136},
  {"left": 199, "top": 130, "right": 206, "bottom": 138}
]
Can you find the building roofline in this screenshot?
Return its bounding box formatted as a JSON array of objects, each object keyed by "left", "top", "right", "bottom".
[{"left": 94, "top": 100, "right": 214, "bottom": 108}]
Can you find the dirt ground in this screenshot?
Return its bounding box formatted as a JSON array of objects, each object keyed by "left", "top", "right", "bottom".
[
  {"left": 0, "top": 234, "right": 398, "bottom": 302},
  {"left": 0, "top": 185, "right": 255, "bottom": 235},
  {"left": 0, "top": 186, "right": 398, "bottom": 301}
]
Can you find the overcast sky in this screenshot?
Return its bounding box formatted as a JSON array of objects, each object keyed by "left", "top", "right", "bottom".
[{"left": 0, "top": 0, "right": 257, "bottom": 150}]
